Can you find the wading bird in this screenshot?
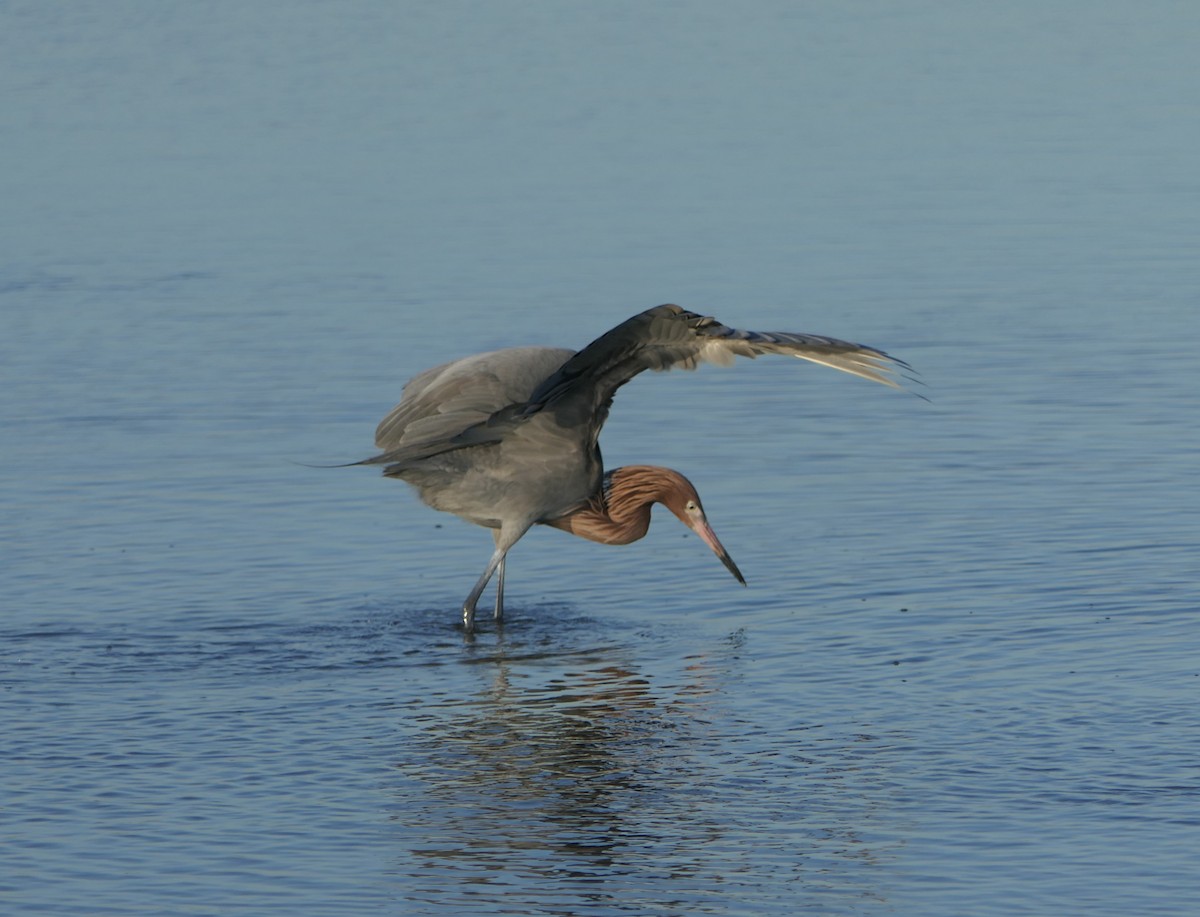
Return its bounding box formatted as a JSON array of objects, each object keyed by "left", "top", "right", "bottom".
[{"left": 355, "top": 304, "right": 911, "bottom": 630}]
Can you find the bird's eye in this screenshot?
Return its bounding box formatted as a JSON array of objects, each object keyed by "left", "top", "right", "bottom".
[{"left": 685, "top": 500, "right": 698, "bottom": 513}]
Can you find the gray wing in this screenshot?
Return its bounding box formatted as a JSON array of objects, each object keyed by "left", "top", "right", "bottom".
[
  {"left": 361, "top": 346, "right": 575, "bottom": 469},
  {"left": 520, "top": 303, "right": 913, "bottom": 429},
  {"left": 361, "top": 304, "right": 912, "bottom": 471}
]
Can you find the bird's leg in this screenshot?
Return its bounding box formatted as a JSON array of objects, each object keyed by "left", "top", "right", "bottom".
[
  {"left": 462, "top": 521, "right": 531, "bottom": 632},
  {"left": 462, "top": 546, "right": 504, "bottom": 632},
  {"left": 494, "top": 553, "right": 506, "bottom": 623}
]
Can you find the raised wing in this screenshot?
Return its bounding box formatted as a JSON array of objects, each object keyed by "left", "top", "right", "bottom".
[
  {"left": 372, "top": 346, "right": 574, "bottom": 452},
  {"left": 359, "top": 304, "right": 913, "bottom": 473},
  {"left": 359, "top": 346, "right": 575, "bottom": 472},
  {"left": 520, "top": 303, "right": 914, "bottom": 428}
]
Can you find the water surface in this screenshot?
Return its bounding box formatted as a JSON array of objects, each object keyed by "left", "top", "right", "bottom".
[{"left": 3, "top": 3, "right": 1199, "bottom": 915}]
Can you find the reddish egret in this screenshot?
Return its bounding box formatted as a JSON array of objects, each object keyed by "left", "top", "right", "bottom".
[{"left": 356, "top": 304, "right": 910, "bottom": 630}]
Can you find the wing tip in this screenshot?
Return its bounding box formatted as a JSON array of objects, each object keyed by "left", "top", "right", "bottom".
[{"left": 791, "top": 348, "right": 928, "bottom": 399}]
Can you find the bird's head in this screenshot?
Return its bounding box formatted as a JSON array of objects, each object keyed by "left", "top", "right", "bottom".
[{"left": 650, "top": 468, "right": 747, "bottom": 587}]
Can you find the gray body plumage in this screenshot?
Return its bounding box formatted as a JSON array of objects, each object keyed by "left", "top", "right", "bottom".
[{"left": 375, "top": 345, "right": 599, "bottom": 530}]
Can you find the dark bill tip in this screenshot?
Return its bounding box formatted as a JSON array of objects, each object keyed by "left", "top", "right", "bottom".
[
  {"left": 694, "top": 518, "right": 747, "bottom": 586},
  {"left": 718, "top": 548, "right": 747, "bottom": 586}
]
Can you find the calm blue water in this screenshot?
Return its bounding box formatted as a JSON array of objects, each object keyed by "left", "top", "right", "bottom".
[{"left": 3, "top": 2, "right": 1199, "bottom": 915}]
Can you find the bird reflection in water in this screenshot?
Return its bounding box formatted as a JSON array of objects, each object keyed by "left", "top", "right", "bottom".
[
  {"left": 387, "top": 628, "right": 892, "bottom": 910},
  {"left": 392, "top": 632, "right": 726, "bottom": 878}
]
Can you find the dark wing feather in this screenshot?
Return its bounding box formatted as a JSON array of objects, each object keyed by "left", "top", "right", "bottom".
[{"left": 521, "top": 303, "right": 912, "bottom": 428}]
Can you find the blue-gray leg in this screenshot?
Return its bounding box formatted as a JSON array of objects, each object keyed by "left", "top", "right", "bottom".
[
  {"left": 462, "top": 524, "right": 527, "bottom": 631},
  {"left": 494, "top": 554, "right": 505, "bottom": 623},
  {"left": 462, "top": 546, "right": 503, "bottom": 631}
]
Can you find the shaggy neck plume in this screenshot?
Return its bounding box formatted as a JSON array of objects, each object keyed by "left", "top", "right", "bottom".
[{"left": 545, "top": 465, "right": 692, "bottom": 546}]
